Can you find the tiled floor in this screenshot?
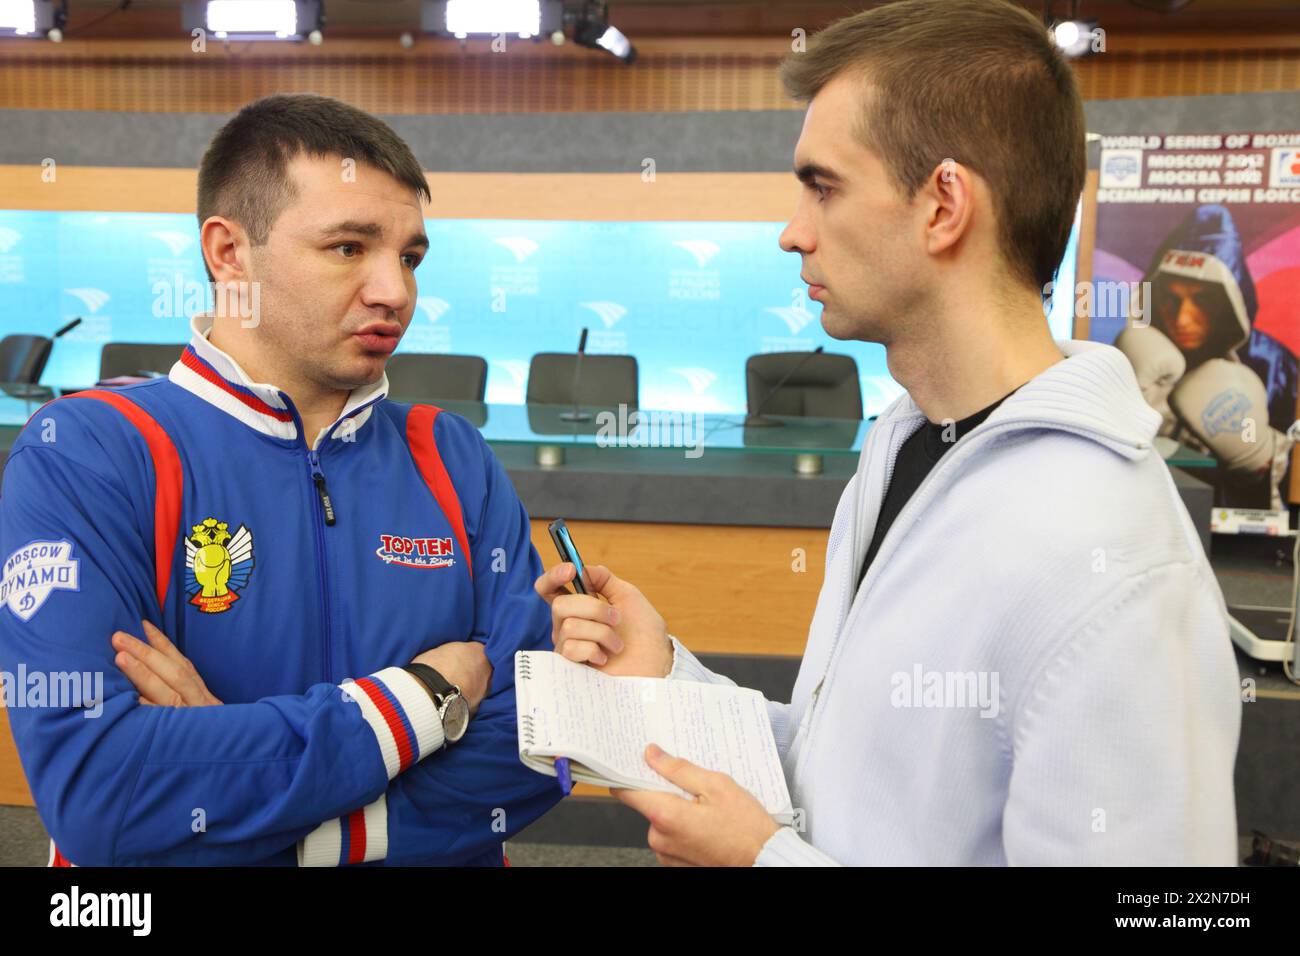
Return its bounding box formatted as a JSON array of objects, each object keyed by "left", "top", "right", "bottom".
[{"left": 0, "top": 803, "right": 657, "bottom": 866}]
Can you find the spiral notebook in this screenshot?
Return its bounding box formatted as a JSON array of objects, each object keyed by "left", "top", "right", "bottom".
[{"left": 515, "top": 650, "right": 794, "bottom": 824}]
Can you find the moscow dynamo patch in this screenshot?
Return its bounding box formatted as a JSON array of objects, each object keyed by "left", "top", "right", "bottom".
[{"left": 1, "top": 540, "right": 80, "bottom": 622}]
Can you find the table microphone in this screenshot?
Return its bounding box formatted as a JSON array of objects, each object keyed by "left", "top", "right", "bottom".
[
  {"left": 559, "top": 327, "right": 592, "bottom": 423},
  {"left": 745, "top": 346, "right": 824, "bottom": 428},
  {"left": 53, "top": 317, "right": 83, "bottom": 338}
]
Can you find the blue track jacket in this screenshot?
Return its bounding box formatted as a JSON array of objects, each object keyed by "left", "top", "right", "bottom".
[{"left": 0, "top": 314, "right": 562, "bottom": 866}]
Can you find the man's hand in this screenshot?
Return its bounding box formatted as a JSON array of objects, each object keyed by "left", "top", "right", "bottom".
[
  {"left": 534, "top": 563, "right": 673, "bottom": 677},
  {"left": 613, "top": 744, "right": 781, "bottom": 866},
  {"left": 112, "top": 620, "right": 223, "bottom": 707},
  {"left": 411, "top": 641, "right": 492, "bottom": 717}
]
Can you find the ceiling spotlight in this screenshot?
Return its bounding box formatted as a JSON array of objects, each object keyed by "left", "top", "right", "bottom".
[
  {"left": 423, "top": 0, "right": 562, "bottom": 40},
  {"left": 1050, "top": 18, "right": 1101, "bottom": 58},
  {"left": 573, "top": 1, "right": 635, "bottom": 63},
  {"left": 181, "top": 0, "right": 324, "bottom": 42},
  {"left": 0, "top": 0, "right": 67, "bottom": 39}
]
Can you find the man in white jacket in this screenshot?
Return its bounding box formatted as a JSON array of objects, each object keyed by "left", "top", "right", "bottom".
[{"left": 535, "top": 0, "right": 1242, "bottom": 866}]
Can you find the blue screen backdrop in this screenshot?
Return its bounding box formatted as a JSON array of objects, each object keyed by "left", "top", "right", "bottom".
[{"left": 0, "top": 211, "right": 1076, "bottom": 415}]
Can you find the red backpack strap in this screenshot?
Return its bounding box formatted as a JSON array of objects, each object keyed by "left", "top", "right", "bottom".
[
  {"left": 74, "top": 390, "right": 184, "bottom": 610},
  {"left": 405, "top": 405, "right": 473, "bottom": 580}
]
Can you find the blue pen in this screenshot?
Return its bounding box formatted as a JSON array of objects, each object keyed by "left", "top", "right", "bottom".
[{"left": 554, "top": 756, "right": 573, "bottom": 796}]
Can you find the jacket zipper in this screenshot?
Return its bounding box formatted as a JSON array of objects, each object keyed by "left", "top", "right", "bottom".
[
  {"left": 307, "top": 448, "right": 334, "bottom": 682},
  {"left": 299, "top": 396, "right": 386, "bottom": 684},
  {"left": 310, "top": 450, "right": 336, "bottom": 526}
]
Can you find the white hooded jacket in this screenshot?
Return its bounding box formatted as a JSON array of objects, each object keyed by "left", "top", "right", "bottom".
[{"left": 668, "top": 337, "right": 1242, "bottom": 865}]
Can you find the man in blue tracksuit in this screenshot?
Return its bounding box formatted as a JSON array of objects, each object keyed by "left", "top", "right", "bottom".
[{"left": 0, "top": 93, "right": 562, "bottom": 865}]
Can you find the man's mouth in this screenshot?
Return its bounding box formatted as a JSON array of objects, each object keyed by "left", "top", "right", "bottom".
[{"left": 352, "top": 322, "right": 402, "bottom": 355}]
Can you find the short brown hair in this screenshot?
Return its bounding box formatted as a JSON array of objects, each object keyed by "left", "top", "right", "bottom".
[
  {"left": 196, "top": 93, "right": 431, "bottom": 281},
  {"left": 781, "top": 0, "right": 1085, "bottom": 291}
]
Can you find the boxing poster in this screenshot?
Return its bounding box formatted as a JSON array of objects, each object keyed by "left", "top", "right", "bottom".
[{"left": 1086, "top": 131, "right": 1300, "bottom": 522}]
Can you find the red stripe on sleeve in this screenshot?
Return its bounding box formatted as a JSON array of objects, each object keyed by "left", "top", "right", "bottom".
[{"left": 77, "top": 390, "right": 184, "bottom": 611}]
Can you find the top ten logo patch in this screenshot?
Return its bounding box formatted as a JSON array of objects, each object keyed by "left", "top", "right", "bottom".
[{"left": 375, "top": 534, "right": 455, "bottom": 569}]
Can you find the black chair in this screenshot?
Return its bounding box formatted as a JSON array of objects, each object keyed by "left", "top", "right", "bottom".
[
  {"left": 526, "top": 352, "right": 638, "bottom": 410},
  {"left": 99, "top": 343, "right": 186, "bottom": 380},
  {"left": 385, "top": 353, "right": 488, "bottom": 403},
  {"left": 745, "top": 351, "right": 863, "bottom": 420},
  {"left": 0, "top": 334, "right": 53, "bottom": 385}
]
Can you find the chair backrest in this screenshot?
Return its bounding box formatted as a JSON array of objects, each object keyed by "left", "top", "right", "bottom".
[
  {"left": 526, "top": 352, "right": 638, "bottom": 409},
  {"left": 0, "top": 334, "right": 53, "bottom": 385},
  {"left": 99, "top": 343, "right": 186, "bottom": 380},
  {"left": 745, "top": 351, "right": 863, "bottom": 420},
  {"left": 385, "top": 353, "right": 488, "bottom": 402}
]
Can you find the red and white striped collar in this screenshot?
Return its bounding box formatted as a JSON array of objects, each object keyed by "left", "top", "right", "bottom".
[{"left": 168, "top": 313, "right": 389, "bottom": 446}]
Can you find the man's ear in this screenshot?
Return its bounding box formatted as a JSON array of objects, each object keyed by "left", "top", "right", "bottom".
[
  {"left": 199, "top": 216, "right": 250, "bottom": 285},
  {"left": 921, "top": 158, "right": 975, "bottom": 258}
]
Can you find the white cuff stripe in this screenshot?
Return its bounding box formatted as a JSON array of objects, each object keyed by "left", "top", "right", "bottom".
[
  {"left": 375, "top": 666, "right": 445, "bottom": 761},
  {"left": 297, "top": 818, "right": 342, "bottom": 867},
  {"left": 297, "top": 794, "right": 390, "bottom": 867},
  {"left": 342, "top": 676, "right": 404, "bottom": 779},
  {"left": 343, "top": 667, "right": 445, "bottom": 782}
]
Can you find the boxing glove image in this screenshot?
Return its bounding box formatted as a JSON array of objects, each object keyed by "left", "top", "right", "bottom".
[
  {"left": 1170, "top": 358, "right": 1294, "bottom": 510},
  {"left": 1115, "top": 323, "right": 1186, "bottom": 436}
]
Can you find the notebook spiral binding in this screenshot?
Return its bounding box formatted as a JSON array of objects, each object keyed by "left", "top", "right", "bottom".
[
  {"left": 520, "top": 714, "right": 536, "bottom": 747},
  {"left": 518, "top": 657, "right": 533, "bottom": 679}
]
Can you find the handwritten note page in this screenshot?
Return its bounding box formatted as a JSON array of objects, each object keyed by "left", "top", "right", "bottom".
[{"left": 517, "top": 651, "right": 790, "bottom": 814}]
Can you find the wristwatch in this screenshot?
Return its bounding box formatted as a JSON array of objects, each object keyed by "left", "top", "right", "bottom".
[{"left": 404, "top": 663, "right": 469, "bottom": 747}]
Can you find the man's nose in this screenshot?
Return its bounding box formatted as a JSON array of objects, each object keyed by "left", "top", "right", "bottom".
[
  {"left": 360, "top": 255, "right": 412, "bottom": 315},
  {"left": 780, "top": 204, "right": 814, "bottom": 255}
]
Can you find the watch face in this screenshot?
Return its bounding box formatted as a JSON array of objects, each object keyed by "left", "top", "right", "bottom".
[{"left": 443, "top": 694, "right": 470, "bottom": 743}]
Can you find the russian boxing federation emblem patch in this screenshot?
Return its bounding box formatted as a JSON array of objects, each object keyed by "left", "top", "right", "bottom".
[{"left": 185, "top": 517, "right": 255, "bottom": 613}]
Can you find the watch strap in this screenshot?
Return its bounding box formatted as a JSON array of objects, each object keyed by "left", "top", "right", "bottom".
[{"left": 404, "top": 662, "right": 459, "bottom": 704}]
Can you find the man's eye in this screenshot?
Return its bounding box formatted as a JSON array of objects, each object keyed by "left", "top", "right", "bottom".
[
  {"left": 809, "top": 182, "right": 831, "bottom": 201},
  {"left": 402, "top": 253, "right": 423, "bottom": 270},
  {"left": 336, "top": 243, "right": 359, "bottom": 258}
]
